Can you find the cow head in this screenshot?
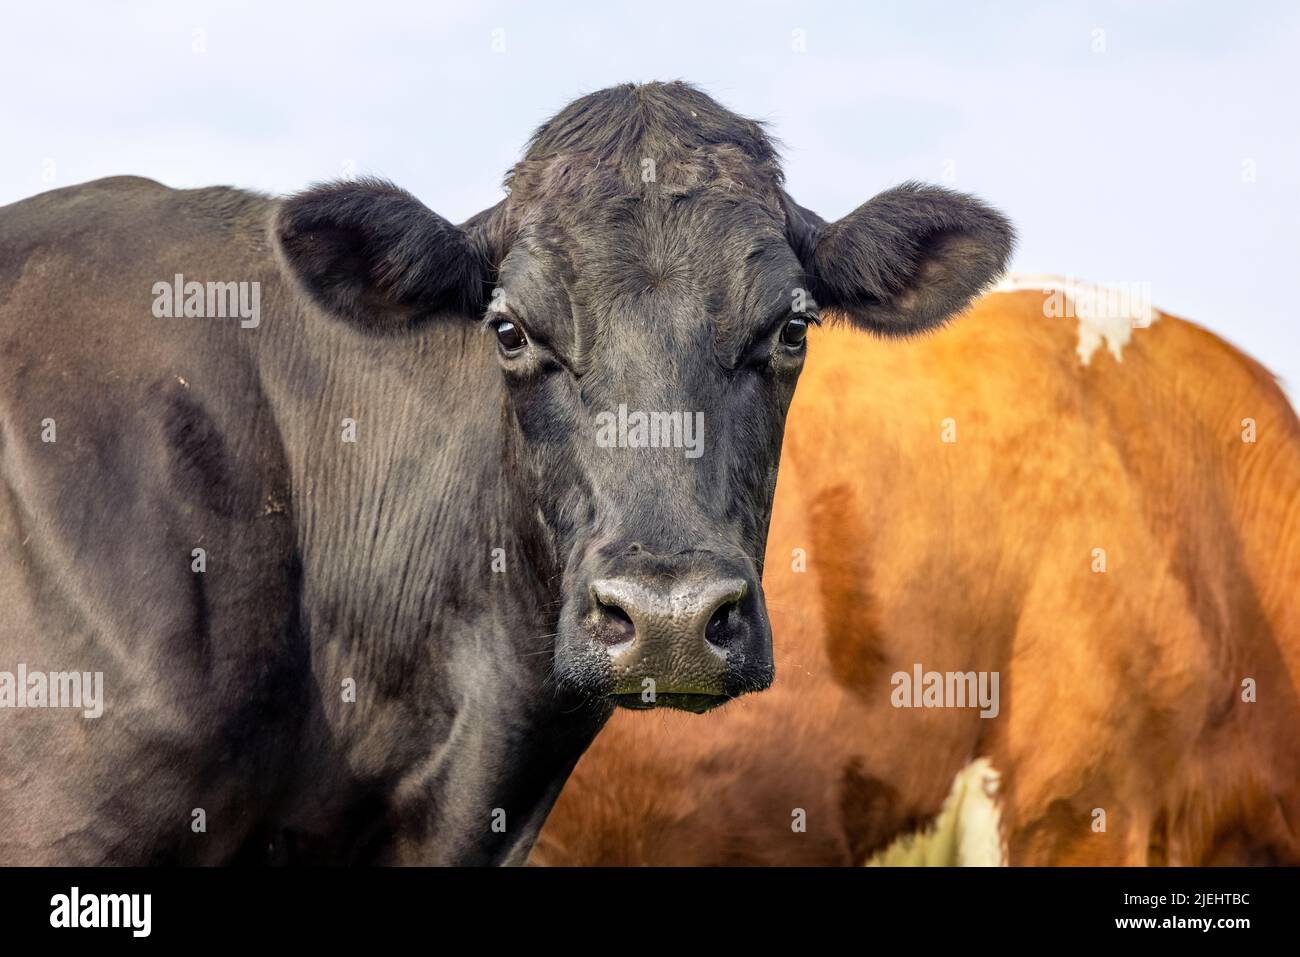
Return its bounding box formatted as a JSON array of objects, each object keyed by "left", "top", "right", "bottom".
[{"left": 274, "top": 82, "right": 1013, "bottom": 714}]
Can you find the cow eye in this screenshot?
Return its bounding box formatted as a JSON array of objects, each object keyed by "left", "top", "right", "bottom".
[
  {"left": 494, "top": 319, "right": 528, "bottom": 355},
  {"left": 779, "top": 316, "right": 809, "bottom": 348}
]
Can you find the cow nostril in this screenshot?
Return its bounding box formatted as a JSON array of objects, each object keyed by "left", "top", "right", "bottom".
[
  {"left": 595, "top": 599, "right": 636, "bottom": 645},
  {"left": 601, "top": 600, "right": 632, "bottom": 626},
  {"left": 705, "top": 599, "right": 738, "bottom": 647}
]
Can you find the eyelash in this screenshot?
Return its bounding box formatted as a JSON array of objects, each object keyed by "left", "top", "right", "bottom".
[{"left": 775, "top": 310, "right": 819, "bottom": 342}]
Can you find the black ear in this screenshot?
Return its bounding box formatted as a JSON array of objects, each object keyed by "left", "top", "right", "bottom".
[
  {"left": 275, "top": 178, "right": 485, "bottom": 334},
  {"left": 785, "top": 182, "right": 1015, "bottom": 337}
]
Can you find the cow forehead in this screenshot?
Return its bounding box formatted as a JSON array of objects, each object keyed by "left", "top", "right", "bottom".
[
  {"left": 501, "top": 150, "right": 787, "bottom": 263},
  {"left": 496, "top": 199, "right": 800, "bottom": 335},
  {"left": 493, "top": 158, "right": 801, "bottom": 359},
  {"left": 505, "top": 145, "right": 785, "bottom": 213},
  {"left": 509, "top": 190, "right": 787, "bottom": 266},
  {"left": 496, "top": 233, "right": 804, "bottom": 363}
]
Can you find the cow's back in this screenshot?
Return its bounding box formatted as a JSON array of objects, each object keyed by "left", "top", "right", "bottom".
[{"left": 533, "top": 286, "right": 1300, "bottom": 865}]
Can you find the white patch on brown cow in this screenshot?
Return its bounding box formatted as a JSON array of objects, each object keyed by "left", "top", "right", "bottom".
[
  {"left": 863, "top": 758, "right": 1007, "bottom": 867},
  {"left": 992, "top": 273, "right": 1157, "bottom": 366}
]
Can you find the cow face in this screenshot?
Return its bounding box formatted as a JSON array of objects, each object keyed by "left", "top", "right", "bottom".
[{"left": 275, "top": 83, "right": 1013, "bottom": 714}]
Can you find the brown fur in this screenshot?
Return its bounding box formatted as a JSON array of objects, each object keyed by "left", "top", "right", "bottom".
[{"left": 532, "top": 289, "right": 1300, "bottom": 866}]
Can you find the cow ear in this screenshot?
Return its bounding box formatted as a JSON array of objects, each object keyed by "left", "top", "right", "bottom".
[
  {"left": 785, "top": 183, "right": 1014, "bottom": 337},
  {"left": 275, "top": 178, "right": 485, "bottom": 334}
]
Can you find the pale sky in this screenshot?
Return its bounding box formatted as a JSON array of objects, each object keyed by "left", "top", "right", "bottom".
[{"left": 2, "top": 1, "right": 1297, "bottom": 389}]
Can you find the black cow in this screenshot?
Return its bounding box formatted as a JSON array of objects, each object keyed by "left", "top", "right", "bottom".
[{"left": 0, "top": 82, "right": 1012, "bottom": 864}]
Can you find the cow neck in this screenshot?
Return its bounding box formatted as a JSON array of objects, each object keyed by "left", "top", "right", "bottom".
[
  {"left": 260, "top": 306, "right": 555, "bottom": 659},
  {"left": 249, "top": 301, "right": 597, "bottom": 864}
]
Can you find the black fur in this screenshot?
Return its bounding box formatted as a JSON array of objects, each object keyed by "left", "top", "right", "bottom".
[
  {"left": 276, "top": 177, "right": 484, "bottom": 333},
  {"left": 785, "top": 182, "right": 1015, "bottom": 336}
]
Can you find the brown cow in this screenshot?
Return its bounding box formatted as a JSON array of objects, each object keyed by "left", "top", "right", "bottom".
[{"left": 532, "top": 278, "right": 1300, "bottom": 866}]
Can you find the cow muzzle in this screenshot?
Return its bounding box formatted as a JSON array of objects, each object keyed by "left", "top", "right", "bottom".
[{"left": 555, "top": 548, "right": 774, "bottom": 712}]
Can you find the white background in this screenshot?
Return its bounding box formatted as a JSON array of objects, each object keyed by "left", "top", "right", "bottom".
[{"left": 2, "top": 0, "right": 1296, "bottom": 390}]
